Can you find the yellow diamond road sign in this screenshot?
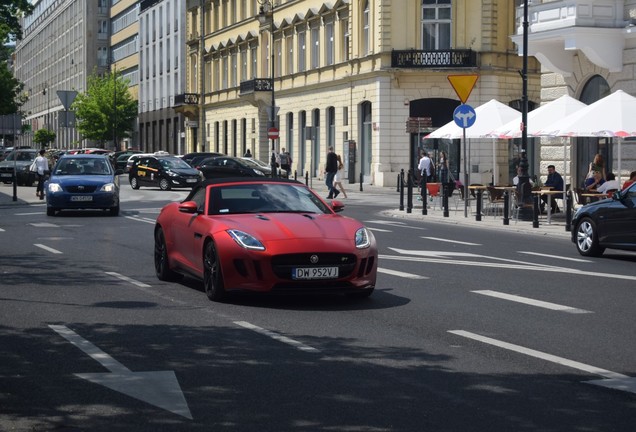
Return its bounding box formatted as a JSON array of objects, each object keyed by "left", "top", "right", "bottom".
[{"left": 448, "top": 74, "right": 479, "bottom": 104}]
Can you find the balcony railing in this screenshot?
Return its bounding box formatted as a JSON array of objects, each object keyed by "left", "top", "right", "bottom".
[
  {"left": 391, "top": 49, "right": 477, "bottom": 68},
  {"left": 240, "top": 78, "right": 273, "bottom": 95},
  {"left": 174, "top": 93, "right": 199, "bottom": 106}
]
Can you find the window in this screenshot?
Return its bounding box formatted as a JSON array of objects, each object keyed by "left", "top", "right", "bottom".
[
  {"left": 421, "top": 0, "right": 451, "bottom": 50},
  {"left": 362, "top": 1, "right": 370, "bottom": 55},
  {"left": 275, "top": 37, "right": 282, "bottom": 78},
  {"left": 297, "top": 28, "right": 306, "bottom": 72},
  {"left": 251, "top": 44, "right": 258, "bottom": 78},
  {"left": 311, "top": 23, "right": 320, "bottom": 69},
  {"left": 341, "top": 16, "right": 349, "bottom": 61},
  {"left": 286, "top": 33, "right": 294, "bottom": 74},
  {"left": 231, "top": 50, "right": 237, "bottom": 87},
  {"left": 325, "top": 20, "right": 334, "bottom": 66},
  {"left": 240, "top": 46, "right": 248, "bottom": 81}
]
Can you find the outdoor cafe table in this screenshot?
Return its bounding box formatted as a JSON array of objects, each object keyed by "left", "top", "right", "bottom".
[
  {"left": 580, "top": 192, "right": 609, "bottom": 205},
  {"left": 531, "top": 189, "right": 564, "bottom": 224}
]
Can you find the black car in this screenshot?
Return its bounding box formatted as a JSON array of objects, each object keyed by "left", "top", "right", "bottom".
[
  {"left": 129, "top": 155, "right": 203, "bottom": 190},
  {"left": 571, "top": 182, "right": 636, "bottom": 256},
  {"left": 0, "top": 148, "right": 38, "bottom": 186},
  {"left": 182, "top": 152, "right": 224, "bottom": 168},
  {"left": 197, "top": 156, "right": 270, "bottom": 179}
]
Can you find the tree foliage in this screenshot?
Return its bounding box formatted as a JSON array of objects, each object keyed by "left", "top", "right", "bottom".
[
  {"left": 34, "top": 128, "right": 56, "bottom": 149},
  {"left": 72, "top": 71, "right": 138, "bottom": 147},
  {"left": 0, "top": 59, "right": 26, "bottom": 115},
  {"left": 0, "top": 0, "right": 33, "bottom": 42}
]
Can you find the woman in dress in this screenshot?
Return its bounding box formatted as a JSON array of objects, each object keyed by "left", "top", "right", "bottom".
[{"left": 333, "top": 154, "right": 347, "bottom": 198}]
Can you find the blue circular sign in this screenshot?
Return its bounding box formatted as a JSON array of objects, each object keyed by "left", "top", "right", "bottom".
[{"left": 453, "top": 104, "right": 477, "bottom": 129}]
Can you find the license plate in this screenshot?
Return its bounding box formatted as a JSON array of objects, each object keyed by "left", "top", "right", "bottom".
[
  {"left": 70, "top": 195, "right": 93, "bottom": 202},
  {"left": 186, "top": 178, "right": 198, "bottom": 183},
  {"left": 292, "top": 267, "right": 339, "bottom": 280},
  {"left": 0, "top": 173, "right": 11, "bottom": 178}
]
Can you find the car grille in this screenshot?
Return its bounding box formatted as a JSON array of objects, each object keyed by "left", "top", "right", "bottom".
[
  {"left": 67, "top": 185, "right": 98, "bottom": 193},
  {"left": 271, "top": 253, "right": 357, "bottom": 279}
]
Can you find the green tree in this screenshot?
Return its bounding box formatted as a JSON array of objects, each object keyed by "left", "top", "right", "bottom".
[
  {"left": 0, "top": 1, "right": 33, "bottom": 42},
  {"left": 0, "top": 59, "right": 26, "bottom": 115},
  {"left": 33, "top": 128, "right": 56, "bottom": 149},
  {"left": 72, "top": 71, "right": 138, "bottom": 148}
]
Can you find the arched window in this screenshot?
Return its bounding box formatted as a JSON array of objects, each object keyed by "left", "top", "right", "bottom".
[{"left": 421, "top": 0, "right": 451, "bottom": 50}]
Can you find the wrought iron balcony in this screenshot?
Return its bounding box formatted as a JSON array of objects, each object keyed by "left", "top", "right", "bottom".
[
  {"left": 240, "top": 78, "right": 273, "bottom": 95},
  {"left": 391, "top": 49, "right": 477, "bottom": 68},
  {"left": 174, "top": 93, "right": 199, "bottom": 106}
]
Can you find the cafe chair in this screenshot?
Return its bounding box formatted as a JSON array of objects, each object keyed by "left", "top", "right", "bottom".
[
  {"left": 425, "top": 182, "right": 442, "bottom": 210},
  {"left": 485, "top": 186, "right": 505, "bottom": 217}
]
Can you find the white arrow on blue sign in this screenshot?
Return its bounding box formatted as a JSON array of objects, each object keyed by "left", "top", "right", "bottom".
[{"left": 453, "top": 104, "right": 477, "bottom": 129}]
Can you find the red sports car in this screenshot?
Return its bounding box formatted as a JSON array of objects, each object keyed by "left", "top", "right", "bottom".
[{"left": 154, "top": 178, "right": 377, "bottom": 301}]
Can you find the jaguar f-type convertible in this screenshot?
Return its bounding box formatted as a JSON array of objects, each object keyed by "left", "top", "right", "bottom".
[{"left": 154, "top": 178, "right": 377, "bottom": 301}]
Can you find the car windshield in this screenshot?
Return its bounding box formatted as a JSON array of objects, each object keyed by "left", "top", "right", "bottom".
[
  {"left": 55, "top": 158, "right": 112, "bottom": 175},
  {"left": 6, "top": 151, "right": 36, "bottom": 162},
  {"left": 242, "top": 158, "right": 267, "bottom": 169},
  {"left": 160, "top": 158, "right": 192, "bottom": 169},
  {"left": 208, "top": 183, "right": 331, "bottom": 215}
]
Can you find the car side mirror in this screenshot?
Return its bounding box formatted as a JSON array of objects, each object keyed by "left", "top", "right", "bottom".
[
  {"left": 331, "top": 200, "right": 345, "bottom": 213},
  {"left": 178, "top": 201, "right": 200, "bottom": 214}
]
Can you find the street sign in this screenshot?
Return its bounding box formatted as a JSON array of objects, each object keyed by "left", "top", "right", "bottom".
[
  {"left": 185, "top": 120, "right": 198, "bottom": 128},
  {"left": 57, "top": 90, "right": 78, "bottom": 110},
  {"left": 453, "top": 104, "right": 477, "bottom": 128},
  {"left": 268, "top": 127, "right": 279, "bottom": 140},
  {"left": 448, "top": 74, "right": 479, "bottom": 104}
]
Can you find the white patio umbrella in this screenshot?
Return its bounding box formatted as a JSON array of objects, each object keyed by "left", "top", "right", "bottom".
[
  {"left": 540, "top": 89, "right": 636, "bottom": 183},
  {"left": 424, "top": 99, "right": 520, "bottom": 185}
]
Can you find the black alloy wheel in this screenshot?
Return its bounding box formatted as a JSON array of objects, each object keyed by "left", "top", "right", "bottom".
[
  {"left": 130, "top": 176, "right": 140, "bottom": 189},
  {"left": 203, "top": 240, "right": 226, "bottom": 301},
  {"left": 154, "top": 228, "right": 182, "bottom": 281}
]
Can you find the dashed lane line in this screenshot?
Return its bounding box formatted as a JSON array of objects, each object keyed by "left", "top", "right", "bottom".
[{"left": 472, "top": 290, "right": 592, "bottom": 314}]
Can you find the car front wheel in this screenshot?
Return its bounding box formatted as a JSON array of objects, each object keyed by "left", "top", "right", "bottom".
[
  {"left": 130, "top": 176, "right": 140, "bottom": 189},
  {"left": 159, "top": 177, "right": 171, "bottom": 191},
  {"left": 575, "top": 217, "right": 605, "bottom": 257},
  {"left": 154, "top": 228, "right": 182, "bottom": 281},
  {"left": 203, "top": 240, "right": 226, "bottom": 301}
]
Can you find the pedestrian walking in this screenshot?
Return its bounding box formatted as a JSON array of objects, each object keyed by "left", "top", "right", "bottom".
[
  {"left": 333, "top": 154, "right": 347, "bottom": 198},
  {"left": 34, "top": 149, "right": 49, "bottom": 200},
  {"left": 325, "top": 146, "right": 339, "bottom": 199}
]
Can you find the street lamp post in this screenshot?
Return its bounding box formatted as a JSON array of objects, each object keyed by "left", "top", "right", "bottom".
[{"left": 258, "top": 0, "right": 277, "bottom": 177}]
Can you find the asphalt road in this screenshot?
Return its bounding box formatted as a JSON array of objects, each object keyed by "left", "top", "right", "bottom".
[{"left": 1, "top": 184, "right": 635, "bottom": 431}]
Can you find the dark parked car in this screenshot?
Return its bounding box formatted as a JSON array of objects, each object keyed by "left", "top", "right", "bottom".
[
  {"left": 0, "top": 148, "right": 38, "bottom": 186},
  {"left": 182, "top": 152, "right": 224, "bottom": 168},
  {"left": 129, "top": 154, "right": 203, "bottom": 190},
  {"left": 45, "top": 154, "right": 122, "bottom": 216},
  {"left": 197, "top": 156, "right": 270, "bottom": 179},
  {"left": 571, "top": 182, "right": 636, "bottom": 256}
]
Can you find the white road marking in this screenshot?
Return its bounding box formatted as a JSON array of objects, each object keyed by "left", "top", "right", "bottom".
[
  {"left": 518, "top": 251, "right": 592, "bottom": 263},
  {"left": 472, "top": 290, "right": 592, "bottom": 314},
  {"left": 378, "top": 267, "right": 428, "bottom": 279},
  {"left": 382, "top": 250, "right": 636, "bottom": 281},
  {"left": 364, "top": 220, "right": 427, "bottom": 230},
  {"left": 448, "top": 330, "right": 627, "bottom": 380},
  {"left": 34, "top": 244, "right": 62, "bottom": 254},
  {"left": 234, "top": 321, "right": 320, "bottom": 353},
  {"left": 421, "top": 236, "right": 481, "bottom": 246},
  {"left": 49, "top": 325, "right": 192, "bottom": 419},
  {"left": 0, "top": 228, "right": 4, "bottom": 232},
  {"left": 368, "top": 227, "right": 392, "bottom": 232},
  {"left": 30, "top": 222, "right": 59, "bottom": 227},
  {"left": 15, "top": 212, "right": 42, "bottom": 216},
  {"left": 125, "top": 215, "right": 156, "bottom": 224},
  {"left": 105, "top": 271, "right": 152, "bottom": 288}
]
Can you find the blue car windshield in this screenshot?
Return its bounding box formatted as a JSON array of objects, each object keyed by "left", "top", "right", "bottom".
[{"left": 55, "top": 158, "right": 112, "bottom": 175}]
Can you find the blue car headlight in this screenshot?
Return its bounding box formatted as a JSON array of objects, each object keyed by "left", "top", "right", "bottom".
[
  {"left": 100, "top": 183, "right": 116, "bottom": 192},
  {"left": 227, "top": 229, "right": 265, "bottom": 251},
  {"left": 48, "top": 183, "right": 62, "bottom": 193},
  {"left": 355, "top": 227, "right": 371, "bottom": 249}
]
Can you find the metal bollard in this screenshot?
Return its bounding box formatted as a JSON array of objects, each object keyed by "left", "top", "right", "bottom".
[
  {"left": 533, "top": 194, "right": 540, "bottom": 228},
  {"left": 503, "top": 190, "right": 510, "bottom": 225},
  {"left": 359, "top": 173, "right": 363, "bottom": 191},
  {"left": 397, "top": 174, "right": 401, "bottom": 193},
  {"left": 406, "top": 169, "right": 413, "bottom": 213},
  {"left": 421, "top": 179, "right": 427, "bottom": 215},
  {"left": 294, "top": 170, "right": 298, "bottom": 181},
  {"left": 305, "top": 171, "right": 309, "bottom": 186},
  {"left": 565, "top": 190, "right": 572, "bottom": 232},
  {"left": 399, "top": 170, "right": 405, "bottom": 211},
  {"left": 443, "top": 183, "right": 449, "bottom": 217},
  {"left": 475, "top": 189, "right": 482, "bottom": 221}
]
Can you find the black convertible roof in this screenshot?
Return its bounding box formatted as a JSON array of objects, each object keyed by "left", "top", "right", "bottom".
[{"left": 197, "top": 177, "right": 304, "bottom": 188}]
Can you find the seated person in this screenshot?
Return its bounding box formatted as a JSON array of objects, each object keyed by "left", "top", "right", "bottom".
[
  {"left": 540, "top": 164, "right": 564, "bottom": 213},
  {"left": 622, "top": 170, "right": 636, "bottom": 190},
  {"left": 596, "top": 172, "right": 620, "bottom": 194},
  {"left": 584, "top": 170, "right": 605, "bottom": 191},
  {"left": 512, "top": 166, "right": 535, "bottom": 186}
]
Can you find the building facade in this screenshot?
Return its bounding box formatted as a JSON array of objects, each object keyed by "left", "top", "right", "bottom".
[
  {"left": 138, "top": 0, "right": 188, "bottom": 154},
  {"left": 514, "top": 0, "right": 636, "bottom": 188},
  {"left": 14, "top": 0, "right": 110, "bottom": 149},
  {"left": 177, "top": 0, "right": 541, "bottom": 187}
]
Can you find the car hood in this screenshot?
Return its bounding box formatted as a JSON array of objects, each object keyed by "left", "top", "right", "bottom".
[
  {"left": 169, "top": 168, "right": 200, "bottom": 176},
  {"left": 50, "top": 175, "right": 116, "bottom": 185},
  {"left": 215, "top": 212, "right": 361, "bottom": 241}
]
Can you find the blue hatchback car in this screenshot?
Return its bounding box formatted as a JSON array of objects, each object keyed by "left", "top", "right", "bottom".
[{"left": 46, "top": 154, "right": 123, "bottom": 216}]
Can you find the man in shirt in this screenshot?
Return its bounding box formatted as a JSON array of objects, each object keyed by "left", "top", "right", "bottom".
[
  {"left": 596, "top": 172, "right": 620, "bottom": 194},
  {"left": 324, "top": 146, "right": 339, "bottom": 199},
  {"left": 541, "top": 164, "right": 564, "bottom": 213}
]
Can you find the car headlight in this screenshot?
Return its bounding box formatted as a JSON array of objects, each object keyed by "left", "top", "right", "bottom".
[
  {"left": 48, "top": 183, "right": 62, "bottom": 193},
  {"left": 99, "top": 183, "right": 116, "bottom": 192},
  {"left": 227, "top": 229, "right": 265, "bottom": 251},
  {"left": 253, "top": 169, "right": 265, "bottom": 176},
  {"left": 168, "top": 171, "right": 179, "bottom": 177},
  {"left": 355, "top": 227, "right": 371, "bottom": 249}
]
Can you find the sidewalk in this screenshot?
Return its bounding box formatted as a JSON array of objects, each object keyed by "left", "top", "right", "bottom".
[{"left": 0, "top": 181, "right": 572, "bottom": 238}]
